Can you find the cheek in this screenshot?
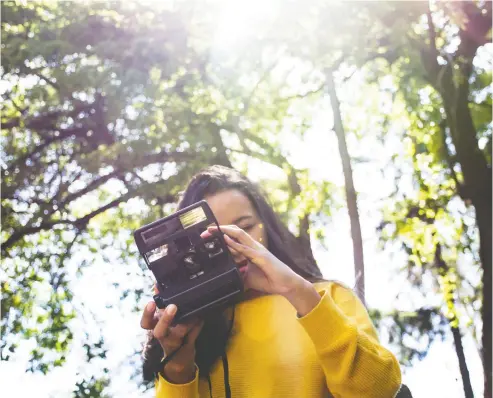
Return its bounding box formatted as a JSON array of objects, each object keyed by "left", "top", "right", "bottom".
[{"left": 250, "top": 225, "right": 267, "bottom": 247}]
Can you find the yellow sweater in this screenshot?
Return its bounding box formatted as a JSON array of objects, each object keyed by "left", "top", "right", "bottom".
[{"left": 155, "top": 281, "right": 402, "bottom": 398}]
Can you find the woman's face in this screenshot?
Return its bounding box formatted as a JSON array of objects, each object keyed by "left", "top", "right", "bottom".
[{"left": 205, "top": 189, "right": 267, "bottom": 265}]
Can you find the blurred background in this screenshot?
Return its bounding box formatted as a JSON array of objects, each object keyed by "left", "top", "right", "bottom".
[{"left": 1, "top": 1, "right": 491, "bottom": 397}]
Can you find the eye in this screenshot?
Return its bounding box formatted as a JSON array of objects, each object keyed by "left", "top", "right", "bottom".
[{"left": 241, "top": 224, "right": 255, "bottom": 232}]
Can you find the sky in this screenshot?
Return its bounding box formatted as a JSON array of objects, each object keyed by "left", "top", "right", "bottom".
[{"left": 1, "top": 1, "right": 487, "bottom": 397}]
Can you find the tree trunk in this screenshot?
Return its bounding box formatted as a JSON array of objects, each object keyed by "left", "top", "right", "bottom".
[
  {"left": 451, "top": 325, "right": 475, "bottom": 398},
  {"left": 476, "top": 198, "right": 492, "bottom": 398},
  {"left": 442, "top": 89, "right": 492, "bottom": 398},
  {"left": 436, "top": 244, "right": 476, "bottom": 398},
  {"left": 326, "top": 70, "right": 366, "bottom": 304},
  {"left": 286, "top": 168, "right": 320, "bottom": 277},
  {"left": 422, "top": 5, "right": 492, "bottom": 393}
]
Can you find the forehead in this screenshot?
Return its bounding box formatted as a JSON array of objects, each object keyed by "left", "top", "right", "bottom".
[{"left": 205, "top": 189, "right": 256, "bottom": 224}]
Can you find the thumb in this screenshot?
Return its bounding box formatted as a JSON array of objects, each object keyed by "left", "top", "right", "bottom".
[{"left": 140, "top": 301, "right": 157, "bottom": 330}]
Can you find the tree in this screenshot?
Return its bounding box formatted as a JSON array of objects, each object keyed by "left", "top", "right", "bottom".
[
  {"left": 1, "top": 2, "right": 331, "bottom": 391},
  {"left": 360, "top": 2, "right": 492, "bottom": 395},
  {"left": 325, "top": 70, "right": 366, "bottom": 304},
  {"left": 2, "top": 1, "right": 490, "bottom": 396},
  {"left": 257, "top": 1, "right": 491, "bottom": 393}
]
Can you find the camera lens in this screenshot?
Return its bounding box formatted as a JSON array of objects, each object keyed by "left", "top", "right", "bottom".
[
  {"left": 182, "top": 251, "right": 201, "bottom": 273},
  {"left": 204, "top": 238, "right": 222, "bottom": 257},
  {"left": 205, "top": 241, "right": 216, "bottom": 250},
  {"left": 183, "top": 254, "right": 196, "bottom": 265}
]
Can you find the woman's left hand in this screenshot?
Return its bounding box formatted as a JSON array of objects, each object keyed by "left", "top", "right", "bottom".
[
  {"left": 207, "top": 225, "right": 310, "bottom": 296},
  {"left": 207, "top": 225, "right": 321, "bottom": 316}
]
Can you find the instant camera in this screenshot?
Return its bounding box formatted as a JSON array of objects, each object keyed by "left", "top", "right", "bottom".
[{"left": 134, "top": 200, "right": 244, "bottom": 324}]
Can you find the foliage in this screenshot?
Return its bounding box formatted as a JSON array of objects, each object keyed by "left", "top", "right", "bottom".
[
  {"left": 1, "top": 0, "right": 491, "bottom": 396},
  {"left": 1, "top": 1, "right": 333, "bottom": 392},
  {"left": 370, "top": 307, "right": 449, "bottom": 366},
  {"left": 357, "top": 2, "right": 491, "bottom": 395}
]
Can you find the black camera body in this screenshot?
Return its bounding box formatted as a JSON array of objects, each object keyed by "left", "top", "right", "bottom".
[{"left": 134, "top": 200, "right": 244, "bottom": 324}]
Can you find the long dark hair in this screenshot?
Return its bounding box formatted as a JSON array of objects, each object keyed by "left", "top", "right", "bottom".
[{"left": 142, "top": 165, "right": 323, "bottom": 383}]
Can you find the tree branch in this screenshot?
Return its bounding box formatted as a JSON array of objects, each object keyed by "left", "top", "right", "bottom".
[
  {"left": 31, "top": 70, "right": 60, "bottom": 91},
  {"left": 1, "top": 178, "right": 179, "bottom": 254},
  {"left": 455, "top": 1, "right": 492, "bottom": 60},
  {"left": 326, "top": 70, "right": 366, "bottom": 304},
  {"left": 278, "top": 83, "right": 325, "bottom": 102},
  {"left": 58, "top": 170, "right": 120, "bottom": 210},
  {"left": 244, "top": 53, "right": 284, "bottom": 111},
  {"left": 439, "top": 120, "right": 467, "bottom": 200},
  {"left": 434, "top": 243, "right": 474, "bottom": 398}
]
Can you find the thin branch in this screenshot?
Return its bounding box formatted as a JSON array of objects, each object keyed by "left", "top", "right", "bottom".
[
  {"left": 439, "top": 120, "right": 465, "bottom": 198},
  {"left": 278, "top": 83, "right": 325, "bottom": 102},
  {"left": 227, "top": 148, "right": 284, "bottom": 170},
  {"left": 434, "top": 243, "right": 474, "bottom": 398},
  {"left": 72, "top": 194, "right": 131, "bottom": 231},
  {"left": 244, "top": 53, "right": 284, "bottom": 111},
  {"left": 31, "top": 71, "right": 60, "bottom": 91},
  {"left": 1, "top": 221, "right": 72, "bottom": 254},
  {"left": 58, "top": 170, "right": 120, "bottom": 210},
  {"left": 50, "top": 230, "right": 81, "bottom": 291},
  {"left": 1, "top": 177, "right": 180, "bottom": 253},
  {"left": 426, "top": 7, "right": 439, "bottom": 61}
]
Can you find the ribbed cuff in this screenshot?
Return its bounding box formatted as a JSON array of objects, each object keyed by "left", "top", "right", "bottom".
[
  {"left": 297, "top": 287, "right": 357, "bottom": 350},
  {"left": 155, "top": 366, "right": 199, "bottom": 398}
]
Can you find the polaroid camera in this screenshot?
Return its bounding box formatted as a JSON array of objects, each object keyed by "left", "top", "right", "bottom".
[{"left": 134, "top": 200, "right": 244, "bottom": 324}]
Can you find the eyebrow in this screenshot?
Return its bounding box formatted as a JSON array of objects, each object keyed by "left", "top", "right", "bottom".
[{"left": 232, "top": 215, "right": 254, "bottom": 225}]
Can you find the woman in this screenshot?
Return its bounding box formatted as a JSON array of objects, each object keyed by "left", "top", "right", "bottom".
[{"left": 140, "top": 165, "right": 402, "bottom": 398}]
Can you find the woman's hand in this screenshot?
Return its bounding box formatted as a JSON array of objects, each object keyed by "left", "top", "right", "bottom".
[
  {"left": 140, "top": 301, "right": 203, "bottom": 384},
  {"left": 207, "top": 225, "right": 321, "bottom": 316},
  {"left": 208, "top": 225, "right": 298, "bottom": 295}
]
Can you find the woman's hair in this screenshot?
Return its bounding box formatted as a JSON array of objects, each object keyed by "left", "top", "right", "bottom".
[{"left": 142, "top": 165, "right": 323, "bottom": 383}]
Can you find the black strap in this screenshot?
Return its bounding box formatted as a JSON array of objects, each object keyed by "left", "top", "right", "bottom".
[
  {"left": 222, "top": 354, "right": 231, "bottom": 398},
  {"left": 221, "top": 306, "right": 235, "bottom": 398},
  {"left": 155, "top": 330, "right": 191, "bottom": 377},
  {"left": 207, "top": 375, "right": 213, "bottom": 398}
]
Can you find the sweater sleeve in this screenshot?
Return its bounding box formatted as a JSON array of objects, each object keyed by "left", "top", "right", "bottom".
[
  {"left": 298, "top": 282, "right": 402, "bottom": 398},
  {"left": 155, "top": 367, "right": 200, "bottom": 398}
]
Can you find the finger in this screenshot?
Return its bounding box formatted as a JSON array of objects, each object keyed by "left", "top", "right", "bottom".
[
  {"left": 203, "top": 226, "right": 244, "bottom": 261},
  {"left": 170, "top": 320, "right": 198, "bottom": 338},
  {"left": 200, "top": 230, "right": 213, "bottom": 239},
  {"left": 185, "top": 320, "right": 204, "bottom": 345},
  {"left": 165, "top": 319, "right": 202, "bottom": 349},
  {"left": 232, "top": 256, "right": 248, "bottom": 266},
  {"left": 209, "top": 225, "right": 257, "bottom": 248},
  {"left": 141, "top": 301, "right": 157, "bottom": 330},
  {"left": 164, "top": 332, "right": 186, "bottom": 349},
  {"left": 200, "top": 226, "right": 238, "bottom": 256},
  {"left": 153, "top": 284, "right": 159, "bottom": 295},
  {"left": 228, "top": 245, "right": 243, "bottom": 258},
  {"left": 224, "top": 235, "right": 260, "bottom": 262},
  {"left": 153, "top": 304, "right": 178, "bottom": 341},
  {"left": 229, "top": 246, "right": 240, "bottom": 255}
]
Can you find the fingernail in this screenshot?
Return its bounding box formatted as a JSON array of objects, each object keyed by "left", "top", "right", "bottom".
[
  {"left": 146, "top": 302, "right": 156, "bottom": 312},
  {"left": 166, "top": 304, "right": 177, "bottom": 316}
]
